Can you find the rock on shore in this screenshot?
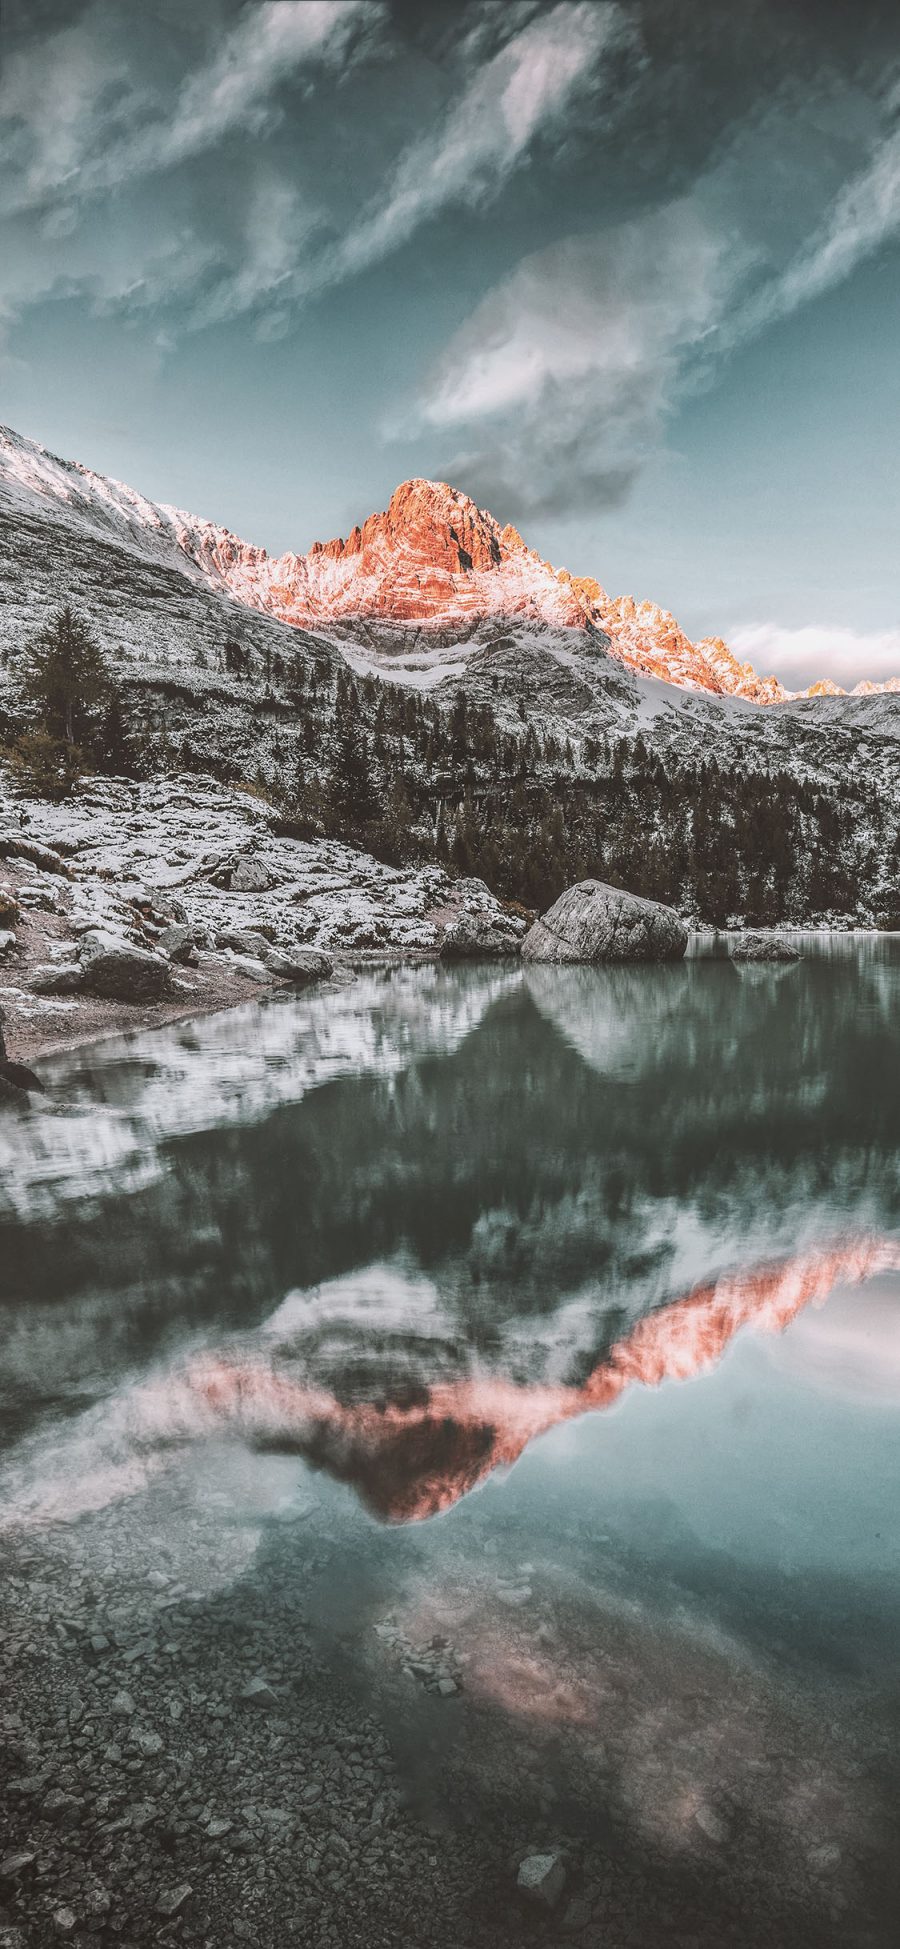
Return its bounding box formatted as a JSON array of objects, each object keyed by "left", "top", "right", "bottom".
[
  {"left": 0, "top": 769, "right": 525, "bottom": 1062},
  {"left": 522, "top": 879, "right": 687, "bottom": 964}
]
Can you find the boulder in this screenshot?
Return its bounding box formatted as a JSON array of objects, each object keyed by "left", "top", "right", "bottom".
[
  {"left": 440, "top": 910, "right": 524, "bottom": 958},
  {"left": 217, "top": 927, "right": 273, "bottom": 960},
  {"left": 0, "top": 1012, "right": 44, "bottom": 1096},
  {"left": 266, "top": 946, "right": 334, "bottom": 984},
  {"left": 522, "top": 880, "right": 687, "bottom": 964},
  {"left": 210, "top": 852, "right": 271, "bottom": 894},
  {"left": 223, "top": 951, "right": 271, "bottom": 982},
  {"left": 157, "top": 923, "right": 199, "bottom": 965},
  {"left": 516, "top": 1853, "right": 566, "bottom": 1910},
  {"left": 0, "top": 891, "right": 19, "bottom": 928},
  {"left": 139, "top": 893, "right": 188, "bottom": 927},
  {"left": 79, "top": 933, "right": 172, "bottom": 1001},
  {"left": 0, "top": 834, "right": 71, "bottom": 876},
  {"left": 0, "top": 1073, "right": 25, "bottom": 1109},
  {"left": 29, "top": 962, "right": 84, "bottom": 995},
  {"left": 731, "top": 933, "right": 801, "bottom": 963},
  {"left": 231, "top": 856, "right": 272, "bottom": 892}
]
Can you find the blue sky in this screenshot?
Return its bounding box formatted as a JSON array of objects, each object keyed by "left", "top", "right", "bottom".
[{"left": 1, "top": 0, "right": 899, "bottom": 685}]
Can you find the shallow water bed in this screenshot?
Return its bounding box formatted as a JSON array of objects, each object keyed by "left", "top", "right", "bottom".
[{"left": 1, "top": 943, "right": 899, "bottom": 1946}]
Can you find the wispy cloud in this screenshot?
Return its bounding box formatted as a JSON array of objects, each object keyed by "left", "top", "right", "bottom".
[
  {"left": 113, "top": 0, "right": 378, "bottom": 185},
  {"left": 314, "top": 1, "right": 632, "bottom": 290},
  {"left": 405, "top": 65, "right": 900, "bottom": 518},
  {"left": 410, "top": 200, "right": 747, "bottom": 516},
  {"left": 0, "top": 1, "right": 377, "bottom": 215},
  {"left": 188, "top": 179, "right": 321, "bottom": 334},
  {"left": 729, "top": 86, "right": 900, "bottom": 340},
  {"left": 0, "top": 3, "right": 144, "bottom": 214},
  {"left": 730, "top": 623, "right": 900, "bottom": 692}
]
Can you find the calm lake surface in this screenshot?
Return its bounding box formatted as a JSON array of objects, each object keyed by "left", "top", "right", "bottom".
[{"left": 1, "top": 942, "right": 899, "bottom": 1947}]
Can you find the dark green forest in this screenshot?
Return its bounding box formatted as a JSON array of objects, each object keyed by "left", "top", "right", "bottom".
[{"left": 2, "top": 609, "right": 897, "bottom": 926}]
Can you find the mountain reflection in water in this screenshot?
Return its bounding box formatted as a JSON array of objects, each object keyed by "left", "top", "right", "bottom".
[
  {"left": 1, "top": 939, "right": 899, "bottom": 1538},
  {"left": 156, "top": 1234, "right": 900, "bottom": 1522}
]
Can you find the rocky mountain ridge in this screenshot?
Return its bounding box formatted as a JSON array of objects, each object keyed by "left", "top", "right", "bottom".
[{"left": 3, "top": 425, "right": 897, "bottom": 706}]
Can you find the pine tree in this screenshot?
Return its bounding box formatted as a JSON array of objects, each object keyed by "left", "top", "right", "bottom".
[
  {"left": 330, "top": 692, "right": 380, "bottom": 829},
  {"left": 95, "top": 686, "right": 133, "bottom": 776},
  {"left": 19, "top": 605, "right": 111, "bottom": 749}
]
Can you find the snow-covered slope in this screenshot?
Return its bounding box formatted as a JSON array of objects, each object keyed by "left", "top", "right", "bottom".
[{"left": 3, "top": 424, "right": 897, "bottom": 707}]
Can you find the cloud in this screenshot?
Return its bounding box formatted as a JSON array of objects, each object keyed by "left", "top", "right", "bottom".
[
  {"left": 410, "top": 200, "right": 747, "bottom": 516},
  {"left": 725, "top": 82, "right": 900, "bottom": 341},
  {"left": 187, "top": 179, "right": 321, "bottom": 332},
  {"left": 729, "top": 622, "right": 900, "bottom": 691},
  {"left": 0, "top": 3, "right": 145, "bottom": 214},
  {"left": 308, "top": 1, "right": 632, "bottom": 293},
  {"left": 0, "top": 1, "right": 377, "bottom": 215},
  {"left": 118, "top": 0, "right": 377, "bottom": 183}
]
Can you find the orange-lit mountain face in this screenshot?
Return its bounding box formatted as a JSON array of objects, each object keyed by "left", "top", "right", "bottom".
[
  {"left": 183, "top": 1235, "right": 900, "bottom": 1524},
  {"left": 3, "top": 428, "right": 898, "bottom": 705},
  {"left": 171, "top": 478, "right": 789, "bottom": 704}
]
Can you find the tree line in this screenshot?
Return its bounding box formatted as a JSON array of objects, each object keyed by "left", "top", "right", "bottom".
[{"left": 1, "top": 605, "right": 896, "bottom": 926}]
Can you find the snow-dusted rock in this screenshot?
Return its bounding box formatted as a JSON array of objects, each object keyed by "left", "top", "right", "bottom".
[
  {"left": 731, "top": 933, "right": 802, "bottom": 963},
  {"left": 156, "top": 923, "right": 198, "bottom": 964},
  {"left": 221, "top": 952, "right": 270, "bottom": 982},
  {"left": 79, "top": 932, "right": 172, "bottom": 1002},
  {"left": 216, "top": 927, "right": 272, "bottom": 959},
  {"left": 522, "top": 880, "right": 687, "bottom": 964},
  {"left": 29, "top": 963, "right": 84, "bottom": 995},
  {"left": 439, "top": 910, "right": 523, "bottom": 958},
  {"left": 266, "top": 946, "right": 333, "bottom": 984}
]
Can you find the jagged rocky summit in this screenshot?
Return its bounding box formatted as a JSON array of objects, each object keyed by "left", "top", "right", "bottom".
[
  {"left": 3, "top": 423, "right": 899, "bottom": 705},
  {"left": 522, "top": 880, "right": 688, "bottom": 964}
]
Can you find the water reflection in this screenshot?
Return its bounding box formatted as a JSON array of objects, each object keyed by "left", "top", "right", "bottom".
[{"left": 0, "top": 939, "right": 899, "bottom": 1532}]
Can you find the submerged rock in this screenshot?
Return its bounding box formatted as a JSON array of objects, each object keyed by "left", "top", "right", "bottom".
[
  {"left": 516, "top": 1852, "right": 566, "bottom": 1909},
  {"left": 731, "top": 932, "right": 802, "bottom": 963},
  {"left": 522, "top": 879, "right": 687, "bottom": 964}
]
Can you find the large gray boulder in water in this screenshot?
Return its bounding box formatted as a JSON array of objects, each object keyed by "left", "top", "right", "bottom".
[{"left": 521, "top": 879, "right": 687, "bottom": 964}]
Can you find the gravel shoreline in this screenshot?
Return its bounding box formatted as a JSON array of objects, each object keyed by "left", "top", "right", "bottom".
[{"left": 1, "top": 1449, "right": 893, "bottom": 1949}]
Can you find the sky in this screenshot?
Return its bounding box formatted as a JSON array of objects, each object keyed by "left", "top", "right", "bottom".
[{"left": 1, "top": 0, "right": 899, "bottom": 687}]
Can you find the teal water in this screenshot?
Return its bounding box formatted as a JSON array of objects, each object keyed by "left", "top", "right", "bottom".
[{"left": 1, "top": 941, "right": 899, "bottom": 1942}]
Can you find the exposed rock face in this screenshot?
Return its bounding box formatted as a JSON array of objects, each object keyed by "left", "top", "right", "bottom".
[
  {"left": 731, "top": 933, "right": 802, "bottom": 963},
  {"left": 79, "top": 934, "right": 172, "bottom": 1002},
  {"left": 439, "top": 909, "right": 524, "bottom": 959},
  {"left": 522, "top": 880, "right": 687, "bottom": 964},
  {"left": 6, "top": 423, "right": 899, "bottom": 705}
]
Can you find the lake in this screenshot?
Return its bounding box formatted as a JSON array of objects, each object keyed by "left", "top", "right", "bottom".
[{"left": 1, "top": 942, "right": 898, "bottom": 1947}]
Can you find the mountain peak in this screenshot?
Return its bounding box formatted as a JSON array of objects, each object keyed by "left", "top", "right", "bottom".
[
  {"left": 308, "top": 477, "right": 519, "bottom": 579},
  {"left": 2, "top": 422, "right": 898, "bottom": 705}
]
